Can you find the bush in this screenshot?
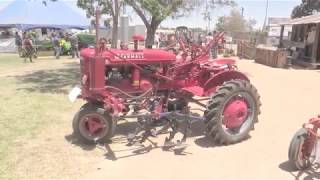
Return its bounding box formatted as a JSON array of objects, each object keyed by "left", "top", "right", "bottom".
[
  {"left": 77, "top": 34, "right": 95, "bottom": 49},
  {"left": 37, "top": 40, "right": 53, "bottom": 51}
]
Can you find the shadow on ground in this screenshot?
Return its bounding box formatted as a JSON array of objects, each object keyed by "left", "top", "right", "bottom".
[
  {"left": 64, "top": 121, "right": 139, "bottom": 152},
  {"left": 279, "top": 160, "right": 320, "bottom": 180},
  {"left": 65, "top": 118, "right": 243, "bottom": 161},
  {"left": 14, "top": 63, "right": 79, "bottom": 94}
]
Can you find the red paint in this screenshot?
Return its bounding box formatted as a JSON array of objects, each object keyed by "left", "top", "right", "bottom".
[
  {"left": 132, "top": 68, "right": 140, "bottom": 87},
  {"left": 223, "top": 99, "right": 248, "bottom": 128},
  {"left": 203, "top": 70, "right": 249, "bottom": 95},
  {"left": 162, "top": 30, "right": 225, "bottom": 63},
  {"left": 78, "top": 33, "right": 251, "bottom": 116},
  {"left": 301, "top": 117, "right": 320, "bottom": 159},
  {"left": 132, "top": 34, "right": 145, "bottom": 41},
  {"left": 140, "top": 79, "right": 153, "bottom": 91},
  {"left": 84, "top": 115, "right": 105, "bottom": 135}
]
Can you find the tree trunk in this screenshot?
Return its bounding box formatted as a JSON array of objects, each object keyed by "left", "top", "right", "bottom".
[
  {"left": 111, "top": 0, "right": 119, "bottom": 48},
  {"left": 111, "top": 17, "right": 118, "bottom": 48},
  {"left": 145, "top": 27, "right": 156, "bottom": 49},
  {"left": 145, "top": 18, "right": 161, "bottom": 49}
]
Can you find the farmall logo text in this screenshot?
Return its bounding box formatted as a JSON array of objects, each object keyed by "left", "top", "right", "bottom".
[{"left": 116, "top": 53, "right": 144, "bottom": 59}]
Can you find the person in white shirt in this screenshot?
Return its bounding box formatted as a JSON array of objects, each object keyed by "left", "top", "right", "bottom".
[
  {"left": 305, "top": 25, "right": 317, "bottom": 57},
  {"left": 154, "top": 33, "right": 160, "bottom": 48}
]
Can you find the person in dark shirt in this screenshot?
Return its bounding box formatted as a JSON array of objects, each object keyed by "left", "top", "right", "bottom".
[
  {"left": 23, "top": 34, "right": 34, "bottom": 62},
  {"left": 52, "top": 33, "right": 61, "bottom": 59},
  {"left": 211, "top": 31, "right": 218, "bottom": 59},
  {"left": 15, "top": 32, "right": 23, "bottom": 57},
  {"left": 69, "top": 34, "right": 79, "bottom": 58}
]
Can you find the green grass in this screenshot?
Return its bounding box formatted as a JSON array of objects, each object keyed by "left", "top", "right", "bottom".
[
  {"left": 0, "top": 55, "right": 80, "bottom": 179},
  {"left": 0, "top": 54, "right": 26, "bottom": 70}
]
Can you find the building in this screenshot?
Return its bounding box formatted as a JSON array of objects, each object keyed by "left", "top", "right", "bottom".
[
  {"left": 280, "top": 13, "right": 320, "bottom": 68},
  {"left": 267, "top": 17, "right": 291, "bottom": 46}
]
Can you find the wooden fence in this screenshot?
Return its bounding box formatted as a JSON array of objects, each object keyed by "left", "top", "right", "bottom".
[
  {"left": 237, "top": 41, "right": 256, "bottom": 59},
  {"left": 237, "top": 41, "right": 288, "bottom": 68},
  {"left": 255, "top": 47, "right": 287, "bottom": 68}
]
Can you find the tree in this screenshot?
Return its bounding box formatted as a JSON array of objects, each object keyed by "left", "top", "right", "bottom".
[
  {"left": 77, "top": 0, "right": 121, "bottom": 48},
  {"left": 216, "top": 9, "right": 256, "bottom": 33},
  {"left": 124, "top": 0, "right": 185, "bottom": 48},
  {"left": 202, "top": 0, "right": 236, "bottom": 32},
  {"left": 126, "top": 0, "right": 235, "bottom": 48},
  {"left": 291, "top": 0, "right": 320, "bottom": 18}
]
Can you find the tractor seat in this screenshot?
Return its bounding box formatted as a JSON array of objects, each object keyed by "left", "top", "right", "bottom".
[{"left": 132, "top": 34, "right": 145, "bottom": 41}]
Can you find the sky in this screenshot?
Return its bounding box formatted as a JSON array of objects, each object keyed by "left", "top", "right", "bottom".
[{"left": 0, "top": 0, "right": 301, "bottom": 29}]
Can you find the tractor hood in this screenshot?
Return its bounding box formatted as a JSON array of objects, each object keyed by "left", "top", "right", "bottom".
[{"left": 81, "top": 48, "right": 176, "bottom": 65}]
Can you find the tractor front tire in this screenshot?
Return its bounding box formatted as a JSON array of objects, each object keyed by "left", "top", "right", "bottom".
[
  {"left": 288, "top": 128, "right": 315, "bottom": 170},
  {"left": 72, "top": 103, "right": 116, "bottom": 144},
  {"left": 205, "top": 79, "right": 261, "bottom": 145}
]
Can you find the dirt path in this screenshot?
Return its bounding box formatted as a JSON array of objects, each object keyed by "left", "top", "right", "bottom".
[
  {"left": 7, "top": 58, "right": 320, "bottom": 179},
  {"left": 83, "top": 59, "right": 320, "bottom": 179}
]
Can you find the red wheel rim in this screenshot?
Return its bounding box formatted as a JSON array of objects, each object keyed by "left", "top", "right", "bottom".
[
  {"left": 79, "top": 114, "right": 109, "bottom": 140},
  {"left": 297, "top": 135, "right": 317, "bottom": 165},
  {"left": 223, "top": 97, "right": 248, "bottom": 129},
  {"left": 220, "top": 92, "right": 255, "bottom": 135}
]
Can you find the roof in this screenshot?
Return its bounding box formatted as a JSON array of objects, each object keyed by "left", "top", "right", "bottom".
[
  {"left": 268, "top": 17, "right": 290, "bottom": 26},
  {"left": 282, "top": 13, "right": 320, "bottom": 25},
  {"left": 0, "top": 0, "right": 91, "bottom": 30}
]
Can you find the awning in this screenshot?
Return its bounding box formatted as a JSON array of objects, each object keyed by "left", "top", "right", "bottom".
[
  {"left": 0, "top": 0, "right": 95, "bottom": 31},
  {"left": 282, "top": 14, "right": 320, "bottom": 25}
]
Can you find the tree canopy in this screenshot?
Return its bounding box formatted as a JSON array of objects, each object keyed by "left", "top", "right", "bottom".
[
  {"left": 216, "top": 9, "right": 256, "bottom": 33},
  {"left": 291, "top": 0, "right": 320, "bottom": 18},
  {"left": 125, "top": 0, "right": 235, "bottom": 48},
  {"left": 77, "top": 0, "right": 121, "bottom": 48},
  {"left": 125, "top": 0, "right": 191, "bottom": 47}
]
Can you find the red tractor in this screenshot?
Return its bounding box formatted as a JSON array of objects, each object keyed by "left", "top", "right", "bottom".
[
  {"left": 163, "top": 26, "right": 224, "bottom": 62},
  {"left": 289, "top": 116, "right": 319, "bottom": 170},
  {"left": 68, "top": 9, "right": 261, "bottom": 150}
]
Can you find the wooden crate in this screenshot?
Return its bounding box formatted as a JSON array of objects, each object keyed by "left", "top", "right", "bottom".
[{"left": 255, "top": 47, "right": 287, "bottom": 68}]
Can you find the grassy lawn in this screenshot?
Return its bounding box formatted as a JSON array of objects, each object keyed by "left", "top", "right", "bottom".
[
  {"left": 0, "top": 54, "right": 27, "bottom": 71},
  {"left": 0, "top": 54, "right": 80, "bottom": 178}
]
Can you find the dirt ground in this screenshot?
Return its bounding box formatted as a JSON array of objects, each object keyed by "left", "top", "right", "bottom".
[{"left": 3, "top": 57, "right": 320, "bottom": 179}]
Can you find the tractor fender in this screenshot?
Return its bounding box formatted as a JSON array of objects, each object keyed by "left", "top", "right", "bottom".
[{"left": 203, "top": 70, "right": 249, "bottom": 95}]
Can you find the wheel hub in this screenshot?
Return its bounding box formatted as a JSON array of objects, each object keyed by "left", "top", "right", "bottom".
[
  {"left": 84, "top": 116, "right": 105, "bottom": 135},
  {"left": 223, "top": 99, "right": 248, "bottom": 129}
]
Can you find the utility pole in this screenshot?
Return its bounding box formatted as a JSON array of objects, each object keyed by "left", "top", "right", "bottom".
[
  {"left": 241, "top": 7, "right": 244, "bottom": 17},
  {"left": 202, "top": 0, "right": 212, "bottom": 33},
  {"left": 262, "top": 0, "right": 269, "bottom": 31}
]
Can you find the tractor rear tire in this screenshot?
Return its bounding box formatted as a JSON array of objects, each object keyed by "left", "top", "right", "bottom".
[
  {"left": 72, "top": 103, "right": 116, "bottom": 144},
  {"left": 205, "top": 79, "right": 261, "bottom": 145},
  {"left": 288, "top": 128, "right": 315, "bottom": 170}
]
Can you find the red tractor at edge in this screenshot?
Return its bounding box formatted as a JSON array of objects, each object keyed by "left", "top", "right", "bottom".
[{"left": 289, "top": 116, "right": 320, "bottom": 170}]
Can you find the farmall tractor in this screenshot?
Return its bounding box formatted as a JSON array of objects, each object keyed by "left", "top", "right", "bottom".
[
  {"left": 289, "top": 116, "right": 320, "bottom": 170},
  {"left": 69, "top": 10, "right": 261, "bottom": 151}
]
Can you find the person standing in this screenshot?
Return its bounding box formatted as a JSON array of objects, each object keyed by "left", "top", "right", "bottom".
[
  {"left": 197, "top": 33, "right": 203, "bottom": 46},
  {"left": 305, "top": 25, "right": 316, "bottom": 57},
  {"left": 154, "top": 33, "right": 160, "bottom": 48},
  {"left": 22, "top": 34, "right": 34, "bottom": 62},
  {"left": 70, "top": 34, "right": 80, "bottom": 58},
  {"left": 15, "top": 32, "right": 22, "bottom": 57},
  {"left": 52, "top": 33, "right": 61, "bottom": 59},
  {"left": 210, "top": 31, "right": 218, "bottom": 59}
]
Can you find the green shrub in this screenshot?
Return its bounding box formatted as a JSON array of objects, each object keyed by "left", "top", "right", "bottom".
[
  {"left": 37, "top": 40, "right": 53, "bottom": 51},
  {"left": 77, "top": 34, "right": 95, "bottom": 49}
]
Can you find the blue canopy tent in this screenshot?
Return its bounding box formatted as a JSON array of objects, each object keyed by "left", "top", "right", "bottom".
[{"left": 0, "top": 0, "right": 91, "bottom": 31}]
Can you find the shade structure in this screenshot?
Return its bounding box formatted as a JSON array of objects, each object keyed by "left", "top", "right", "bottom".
[
  {"left": 281, "top": 14, "right": 320, "bottom": 25},
  {"left": 0, "top": 0, "right": 91, "bottom": 30}
]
